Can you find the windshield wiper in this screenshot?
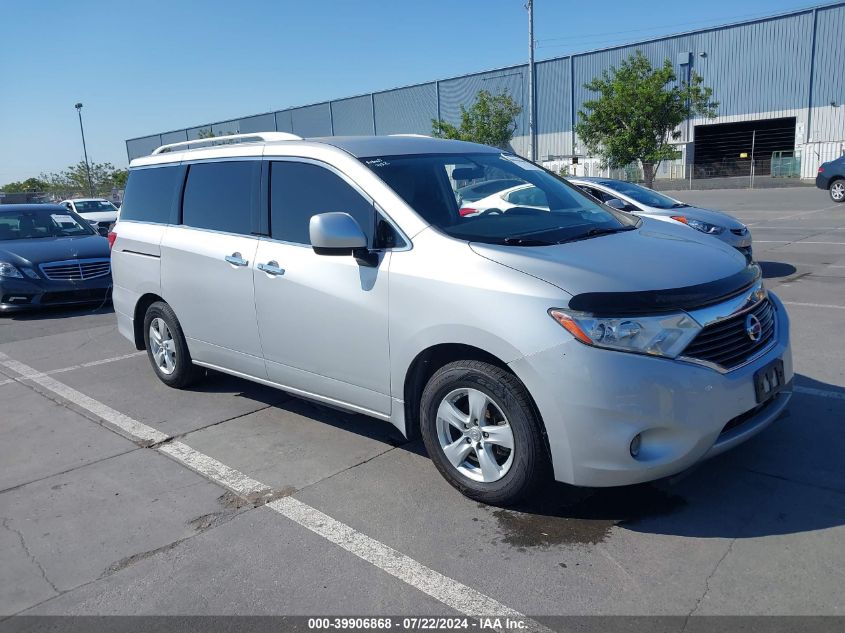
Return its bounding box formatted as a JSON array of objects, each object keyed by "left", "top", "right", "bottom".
[
  {"left": 559, "top": 225, "right": 636, "bottom": 243},
  {"left": 501, "top": 236, "right": 556, "bottom": 246}
]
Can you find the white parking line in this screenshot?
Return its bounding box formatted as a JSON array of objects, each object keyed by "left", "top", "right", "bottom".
[
  {"left": 268, "top": 496, "right": 543, "bottom": 628},
  {"left": 783, "top": 301, "right": 845, "bottom": 310},
  {"left": 747, "top": 205, "right": 842, "bottom": 225},
  {"left": 794, "top": 386, "right": 845, "bottom": 401},
  {"left": 0, "top": 351, "right": 550, "bottom": 631},
  {"left": 0, "top": 351, "right": 145, "bottom": 387},
  {"left": 0, "top": 352, "right": 168, "bottom": 445}
]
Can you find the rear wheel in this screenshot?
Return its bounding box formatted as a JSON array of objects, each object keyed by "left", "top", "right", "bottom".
[
  {"left": 142, "top": 301, "right": 203, "bottom": 388},
  {"left": 420, "top": 360, "right": 548, "bottom": 505},
  {"left": 830, "top": 180, "right": 845, "bottom": 203}
]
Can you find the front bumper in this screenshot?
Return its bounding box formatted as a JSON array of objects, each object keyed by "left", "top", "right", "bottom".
[
  {"left": 0, "top": 275, "right": 112, "bottom": 313},
  {"left": 509, "top": 292, "right": 792, "bottom": 487}
]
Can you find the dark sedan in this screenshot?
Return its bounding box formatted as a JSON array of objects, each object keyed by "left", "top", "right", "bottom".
[
  {"left": 0, "top": 204, "right": 112, "bottom": 313},
  {"left": 816, "top": 153, "right": 845, "bottom": 203}
]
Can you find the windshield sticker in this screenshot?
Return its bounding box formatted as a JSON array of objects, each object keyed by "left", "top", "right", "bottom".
[
  {"left": 365, "top": 158, "right": 390, "bottom": 168},
  {"left": 500, "top": 154, "right": 542, "bottom": 171},
  {"left": 50, "top": 214, "right": 76, "bottom": 224}
]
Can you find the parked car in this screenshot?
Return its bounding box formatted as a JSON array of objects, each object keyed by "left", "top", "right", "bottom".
[
  {"left": 455, "top": 178, "right": 525, "bottom": 204},
  {"left": 60, "top": 198, "right": 119, "bottom": 234},
  {"left": 112, "top": 133, "right": 791, "bottom": 505},
  {"left": 459, "top": 182, "right": 551, "bottom": 216},
  {"left": 0, "top": 204, "right": 112, "bottom": 312},
  {"left": 816, "top": 154, "right": 845, "bottom": 203},
  {"left": 569, "top": 178, "right": 753, "bottom": 261}
]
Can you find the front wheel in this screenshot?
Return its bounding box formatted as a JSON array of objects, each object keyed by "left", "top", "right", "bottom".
[
  {"left": 142, "top": 301, "right": 204, "bottom": 388},
  {"left": 420, "top": 361, "right": 549, "bottom": 505},
  {"left": 830, "top": 180, "right": 845, "bottom": 203}
]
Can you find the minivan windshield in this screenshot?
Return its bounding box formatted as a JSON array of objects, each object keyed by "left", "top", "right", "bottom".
[
  {"left": 363, "top": 153, "right": 639, "bottom": 246},
  {"left": 0, "top": 208, "right": 95, "bottom": 240},
  {"left": 598, "top": 180, "right": 688, "bottom": 210}
]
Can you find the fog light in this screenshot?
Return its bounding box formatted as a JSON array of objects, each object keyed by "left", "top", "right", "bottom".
[{"left": 630, "top": 433, "right": 642, "bottom": 458}]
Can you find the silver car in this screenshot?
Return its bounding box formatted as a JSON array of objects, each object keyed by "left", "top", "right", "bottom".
[
  {"left": 111, "top": 133, "right": 791, "bottom": 505},
  {"left": 569, "top": 178, "right": 753, "bottom": 261}
]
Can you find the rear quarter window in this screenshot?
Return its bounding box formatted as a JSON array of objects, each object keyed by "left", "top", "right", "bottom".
[{"left": 120, "top": 165, "right": 182, "bottom": 224}]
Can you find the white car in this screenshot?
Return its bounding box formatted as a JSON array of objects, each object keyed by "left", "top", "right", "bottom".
[
  {"left": 60, "top": 198, "right": 119, "bottom": 234},
  {"left": 568, "top": 178, "right": 753, "bottom": 261},
  {"left": 458, "top": 183, "right": 551, "bottom": 217}
]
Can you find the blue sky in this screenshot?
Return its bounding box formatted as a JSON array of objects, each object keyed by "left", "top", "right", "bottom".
[{"left": 0, "top": 0, "right": 820, "bottom": 183}]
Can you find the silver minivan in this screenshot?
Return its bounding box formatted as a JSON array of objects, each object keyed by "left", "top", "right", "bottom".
[{"left": 111, "top": 133, "right": 792, "bottom": 505}]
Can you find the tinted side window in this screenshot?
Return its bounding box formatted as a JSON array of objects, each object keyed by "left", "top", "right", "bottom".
[
  {"left": 270, "top": 161, "right": 374, "bottom": 245},
  {"left": 120, "top": 165, "right": 182, "bottom": 224},
  {"left": 182, "top": 161, "right": 257, "bottom": 235}
]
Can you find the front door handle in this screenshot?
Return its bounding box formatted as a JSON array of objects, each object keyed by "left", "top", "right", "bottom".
[
  {"left": 257, "top": 261, "right": 285, "bottom": 276},
  {"left": 225, "top": 252, "right": 249, "bottom": 267}
]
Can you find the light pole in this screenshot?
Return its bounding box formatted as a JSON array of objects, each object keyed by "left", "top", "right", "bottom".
[
  {"left": 526, "top": 0, "right": 536, "bottom": 162},
  {"left": 74, "top": 102, "right": 94, "bottom": 197}
]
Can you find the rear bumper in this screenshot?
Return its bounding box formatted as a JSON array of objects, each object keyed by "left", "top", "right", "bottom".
[
  {"left": 815, "top": 173, "right": 830, "bottom": 189},
  {"left": 0, "top": 275, "right": 112, "bottom": 313}
]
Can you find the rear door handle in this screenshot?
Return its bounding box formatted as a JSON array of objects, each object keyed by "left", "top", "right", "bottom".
[
  {"left": 225, "top": 252, "right": 249, "bottom": 267},
  {"left": 257, "top": 261, "right": 285, "bottom": 276}
]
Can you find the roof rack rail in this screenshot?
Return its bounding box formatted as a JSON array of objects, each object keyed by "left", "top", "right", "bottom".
[{"left": 151, "top": 132, "right": 302, "bottom": 155}]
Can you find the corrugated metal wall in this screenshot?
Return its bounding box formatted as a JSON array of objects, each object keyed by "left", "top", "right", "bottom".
[
  {"left": 810, "top": 4, "right": 845, "bottom": 141},
  {"left": 331, "top": 96, "right": 374, "bottom": 136},
  {"left": 373, "top": 83, "right": 437, "bottom": 135},
  {"left": 126, "top": 3, "right": 845, "bottom": 161}
]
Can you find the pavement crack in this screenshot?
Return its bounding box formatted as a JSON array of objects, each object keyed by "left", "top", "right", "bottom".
[
  {"left": 742, "top": 467, "right": 845, "bottom": 495},
  {"left": 2, "top": 517, "right": 60, "bottom": 595},
  {"left": 681, "top": 537, "right": 736, "bottom": 630}
]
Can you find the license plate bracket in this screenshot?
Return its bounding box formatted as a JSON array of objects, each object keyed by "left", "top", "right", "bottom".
[{"left": 754, "top": 358, "right": 785, "bottom": 404}]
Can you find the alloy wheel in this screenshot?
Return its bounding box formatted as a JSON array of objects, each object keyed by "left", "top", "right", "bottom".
[
  {"left": 149, "top": 317, "right": 177, "bottom": 375},
  {"left": 435, "top": 387, "right": 515, "bottom": 482},
  {"left": 832, "top": 181, "right": 845, "bottom": 201}
]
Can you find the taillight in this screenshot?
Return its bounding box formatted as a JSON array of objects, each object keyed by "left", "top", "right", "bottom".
[
  {"left": 107, "top": 230, "right": 117, "bottom": 250},
  {"left": 818, "top": 166, "right": 825, "bottom": 173},
  {"left": 459, "top": 207, "right": 477, "bottom": 217}
]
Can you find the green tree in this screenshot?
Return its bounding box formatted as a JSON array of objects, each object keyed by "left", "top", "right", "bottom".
[
  {"left": 575, "top": 51, "right": 718, "bottom": 188},
  {"left": 0, "top": 177, "right": 50, "bottom": 192},
  {"left": 112, "top": 169, "right": 129, "bottom": 189},
  {"left": 432, "top": 89, "right": 522, "bottom": 149},
  {"left": 40, "top": 161, "right": 126, "bottom": 199}
]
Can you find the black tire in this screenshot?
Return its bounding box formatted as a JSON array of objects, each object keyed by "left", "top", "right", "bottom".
[
  {"left": 142, "top": 301, "right": 204, "bottom": 389},
  {"left": 420, "top": 360, "right": 549, "bottom": 505},
  {"left": 830, "top": 179, "right": 845, "bottom": 204}
]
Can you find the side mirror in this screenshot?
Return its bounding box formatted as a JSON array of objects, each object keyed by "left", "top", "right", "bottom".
[
  {"left": 605, "top": 198, "right": 628, "bottom": 210},
  {"left": 310, "top": 212, "right": 377, "bottom": 266}
]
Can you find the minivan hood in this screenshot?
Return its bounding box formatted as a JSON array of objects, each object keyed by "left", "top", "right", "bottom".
[
  {"left": 0, "top": 234, "right": 110, "bottom": 266},
  {"left": 470, "top": 217, "right": 749, "bottom": 303},
  {"left": 639, "top": 205, "right": 746, "bottom": 229}
]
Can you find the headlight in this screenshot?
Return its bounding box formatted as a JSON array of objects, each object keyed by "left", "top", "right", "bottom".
[
  {"left": 549, "top": 309, "right": 701, "bottom": 358},
  {"left": 671, "top": 216, "right": 725, "bottom": 235},
  {"left": 0, "top": 262, "right": 23, "bottom": 278}
]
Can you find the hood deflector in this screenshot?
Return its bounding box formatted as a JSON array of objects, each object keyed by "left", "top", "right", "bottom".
[{"left": 567, "top": 265, "right": 761, "bottom": 316}]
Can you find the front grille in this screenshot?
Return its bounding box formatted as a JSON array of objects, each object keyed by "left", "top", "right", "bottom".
[
  {"left": 40, "top": 258, "right": 111, "bottom": 281},
  {"left": 731, "top": 227, "right": 748, "bottom": 236},
  {"left": 682, "top": 298, "right": 776, "bottom": 369},
  {"left": 41, "top": 288, "right": 111, "bottom": 304}
]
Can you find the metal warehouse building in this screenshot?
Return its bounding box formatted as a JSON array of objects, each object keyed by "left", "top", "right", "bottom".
[{"left": 126, "top": 1, "right": 845, "bottom": 182}]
